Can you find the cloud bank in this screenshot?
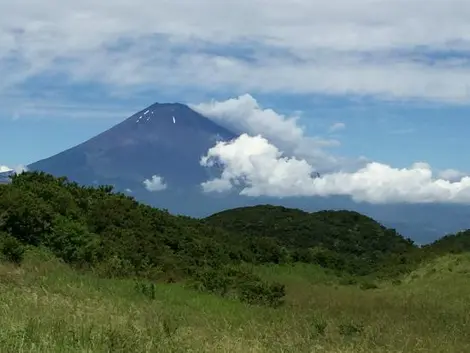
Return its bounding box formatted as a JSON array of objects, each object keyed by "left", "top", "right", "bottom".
[
  {"left": 200, "top": 134, "right": 470, "bottom": 204},
  {"left": 196, "top": 95, "right": 470, "bottom": 204},
  {"left": 3, "top": 0, "right": 470, "bottom": 103}
]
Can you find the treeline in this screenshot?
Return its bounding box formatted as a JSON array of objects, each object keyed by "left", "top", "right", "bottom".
[
  {"left": 1, "top": 172, "right": 467, "bottom": 306},
  {"left": 205, "top": 205, "right": 422, "bottom": 278},
  {"left": 422, "top": 229, "right": 470, "bottom": 255}
]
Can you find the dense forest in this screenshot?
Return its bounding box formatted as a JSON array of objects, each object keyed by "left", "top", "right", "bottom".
[{"left": 0, "top": 172, "right": 468, "bottom": 307}]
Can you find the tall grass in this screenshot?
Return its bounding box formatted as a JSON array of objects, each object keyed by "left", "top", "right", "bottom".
[{"left": 1, "top": 249, "right": 470, "bottom": 352}]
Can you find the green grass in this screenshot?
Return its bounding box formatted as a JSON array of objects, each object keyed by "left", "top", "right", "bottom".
[{"left": 1, "top": 249, "right": 470, "bottom": 352}]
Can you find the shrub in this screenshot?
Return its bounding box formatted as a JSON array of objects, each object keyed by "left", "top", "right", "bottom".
[
  {"left": 0, "top": 232, "right": 25, "bottom": 264},
  {"left": 190, "top": 266, "right": 286, "bottom": 307},
  {"left": 44, "top": 216, "right": 103, "bottom": 265},
  {"left": 237, "top": 280, "right": 286, "bottom": 307}
]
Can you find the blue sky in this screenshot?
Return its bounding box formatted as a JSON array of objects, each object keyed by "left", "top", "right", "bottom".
[{"left": 2, "top": 0, "right": 470, "bottom": 203}]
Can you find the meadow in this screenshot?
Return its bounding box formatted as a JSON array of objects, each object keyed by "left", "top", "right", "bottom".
[{"left": 1, "top": 248, "right": 469, "bottom": 353}]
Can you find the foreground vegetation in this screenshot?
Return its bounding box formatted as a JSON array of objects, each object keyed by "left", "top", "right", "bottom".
[
  {"left": 1, "top": 248, "right": 470, "bottom": 352},
  {"left": 1, "top": 171, "right": 470, "bottom": 352}
]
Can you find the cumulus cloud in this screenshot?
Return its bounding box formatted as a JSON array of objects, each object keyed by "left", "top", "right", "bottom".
[
  {"left": 2, "top": 1, "right": 470, "bottom": 104},
  {"left": 192, "top": 94, "right": 357, "bottom": 173},
  {"left": 200, "top": 134, "right": 470, "bottom": 204},
  {"left": 143, "top": 175, "right": 167, "bottom": 192},
  {"left": 329, "top": 122, "right": 346, "bottom": 132},
  {"left": 0, "top": 165, "right": 12, "bottom": 173}
]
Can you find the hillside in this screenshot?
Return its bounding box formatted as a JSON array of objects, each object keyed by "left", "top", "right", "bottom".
[
  {"left": 205, "top": 205, "right": 419, "bottom": 276},
  {"left": 0, "top": 172, "right": 423, "bottom": 301},
  {"left": 0, "top": 171, "right": 290, "bottom": 307},
  {"left": 422, "top": 229, "right": 470, "bottom": 254}
]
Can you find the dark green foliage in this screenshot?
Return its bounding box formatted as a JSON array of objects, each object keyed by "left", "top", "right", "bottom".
[
  {"left": 237, "top": 280, "right": 286, "bottom": 307},
  {"left": 0, "top": 172, "right": 285, "bottom": 306},
  {"left": 0, "top": 188, "right": 54, "bottom": 245},
  {"left": 0, "top": 232, "right": 25, "bottom": 264},
  {"left": 45, "top": 216, "right": 103, "bottom": 265},
  {"left": 205, "top": 205, "right": 419, "bottom": 276},
  {"left": 424, "top": 230, "right": 470, "bottom": 254},
  {"left": 190, "top": 265, "right": 285, "bottom": 307}
]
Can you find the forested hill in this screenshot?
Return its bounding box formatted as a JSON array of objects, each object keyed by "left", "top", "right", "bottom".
[
  {"left": 423, "top": 229, "right": 470, "bottom": 254},
  {"left": 0, "top": 172, "right": 428, "bottom": 306},
  {"left": 204, "top": 205, "right": 419, "bottom": 275}
]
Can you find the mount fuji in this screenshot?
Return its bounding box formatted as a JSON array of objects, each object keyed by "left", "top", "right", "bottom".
[{"left": 3, "top": 102, "right": 470, "bottom": 244}]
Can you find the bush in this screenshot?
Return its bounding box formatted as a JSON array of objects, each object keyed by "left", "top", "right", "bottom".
[
  {"left": 237, "top": 280, "right": 286, "bottom": 307},
  {"left": 45, "top": 216, "right": 103, "bottom": 265},
  {"left": 96, "top": 255, "right": 136, "bottom": 278},
  {"left": 190, "top": 267, "right": 235, "bottom": 296},
  {"left": 190, "top": 266, "right": 286, "bottom": 307},
  {"left": 0, "top": 232, "right": 25, "bottom": 264}
]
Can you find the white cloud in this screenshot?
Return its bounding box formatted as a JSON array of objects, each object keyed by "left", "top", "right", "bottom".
[
  {"left": 14, "top": 165, "right": 28, "bottom": 173},
  {"left": 143, "top": 175, "right": 167, "bottom": 192},
  {"left": 192, "top": 94, "right": 306, "bottom": 148},
  {"left": 192, "top": 94, "right": 356, "bottom": 173},
  {"left": 2, "top": 1, "right": 470, "bottom": 103},
  {"left": 200, "top": 134, "right": 470, "bottom": 204},
  {"left": 0, "top": 164, "right": 28, "bottom": 173},
  {"left": 329, "top": 122, "right": 346, "bottom": 132}
]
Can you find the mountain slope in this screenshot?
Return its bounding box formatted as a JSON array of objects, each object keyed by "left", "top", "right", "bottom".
[{"left": 28, "top": 102, "right": 236, "bottom": 190}]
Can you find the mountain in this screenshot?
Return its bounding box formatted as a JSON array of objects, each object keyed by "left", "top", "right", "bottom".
[
  {"left": 25, "top": 102, "right": 238, "bottom": 213},
  {"left": 8, "top": 101, "right": 470, "bottom": 244},
  {"left": 29, "top": 102, "right": 236, "bottom": 189}
]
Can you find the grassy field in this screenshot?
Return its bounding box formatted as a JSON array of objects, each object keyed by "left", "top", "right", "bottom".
[{"left": 1, "top": 249, "right": 469, "bottom": 353}]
